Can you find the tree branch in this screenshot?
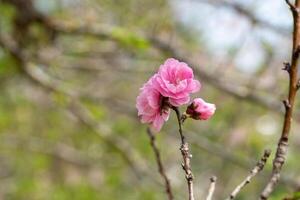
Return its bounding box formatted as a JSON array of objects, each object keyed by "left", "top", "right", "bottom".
[
  {"left": 206, "top": 176, "right": 217, "bottom": 200},
  {"left": 225, "top": 149, "right": 271, "bottom": 200},
  {"left": 172, "top": 107, "right": 194, "bottom": 200},
  {"left": 260, "top": 1, "right": 300, "bottom": 199},
  {"left": 146, "top": 128, "right": 174, "bottom": 200}
]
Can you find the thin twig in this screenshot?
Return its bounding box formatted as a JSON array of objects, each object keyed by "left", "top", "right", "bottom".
[
  {"left": 226, "top": 149, "right": 271, "bottom": 200},
  {"left": 172, "top": 106, "right": 195, "bottom": 200},
  {"left": 260, "top": 1, "right": 300, "bottom": 199},
  {"left": 206, "top": 176, "right": 217, "bottom": 200},
  {"left": 146, "top": 128, "right": 174, "bottom": 200}
]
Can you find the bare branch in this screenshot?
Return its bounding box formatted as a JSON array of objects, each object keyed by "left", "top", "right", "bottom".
[
  {"left": 260, "top": 1, "right": 300, "bottom": 199},
  {"left": 146, "top": 128, "right": 174, "bottom": 200},
  {"left": 226, "top": 149, "right": 271, "bottom": 200},
  {"left": 172, "top": 107, "right": 195, "bottom": 200},
  {"left": 206, "top": 176, "right": 217, "bottom": 200}
]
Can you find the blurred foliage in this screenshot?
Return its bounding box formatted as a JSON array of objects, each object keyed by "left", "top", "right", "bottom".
[{"left": 0, "top": 0, "right": 300, "bottom": 200}]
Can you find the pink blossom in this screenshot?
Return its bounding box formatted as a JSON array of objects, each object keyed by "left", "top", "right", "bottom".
[
  {"left": 152, "top": 58, "right": 201, "bottom": 106},
  {"left": 136, "top": 76, "right": 170, "bottom": 132},
  {"left": 186, "top": 98, "right": 216, "bottom": 120}
]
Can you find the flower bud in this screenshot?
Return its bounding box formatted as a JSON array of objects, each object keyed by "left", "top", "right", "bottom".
[{"left": 186, "top": 98, "right": 216, "bottom": 120}]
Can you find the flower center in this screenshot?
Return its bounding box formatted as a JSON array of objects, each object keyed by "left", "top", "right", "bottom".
[
  {"left": 171, "top": 78, "right": 181, "bottom": 85},
  {"left": 159, "top": 96, "right": 170, "bottom": 115}
]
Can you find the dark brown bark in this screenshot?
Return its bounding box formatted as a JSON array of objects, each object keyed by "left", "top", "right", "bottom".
[{"left": 260, "top": 1, "right": 300, "bottom": 199}]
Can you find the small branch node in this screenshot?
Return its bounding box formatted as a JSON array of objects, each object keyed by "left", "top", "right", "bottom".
[
  {"left": 282, "top": 99, "right": 291, "bottom": 109},
  {"left": 282, "top": 62, "right": 291, "bottom": 72},
  {"left": 186, "top": 173, "right": 194, "bottom": 181},
  {"left": 296, "top": 79, "right": 300, "bottom": 90},
  {"left": 181, "top": 113, "right": 188, "bottom": 124},
  {"left": 293, "top": 45, "right": 300, "bottom": 58},
  {"left": 210, "top": 176, "right": 217, "bottom": 182}
]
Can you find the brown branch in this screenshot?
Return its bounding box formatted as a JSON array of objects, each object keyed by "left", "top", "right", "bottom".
[
  {"left": 226, "top": 149, "right": 271, "bottom": 200},
  {"left": 172, "top": 107, "right": 194, "bottom": 200},
  {"left": 146, "top": 128, "right": 174, "bottom": 200},
  {"left": 260, "top": 1, "right": 300, "bottom": 199},
  {"left": 206, "top": 176, "right": 217, "bottom": 200}
]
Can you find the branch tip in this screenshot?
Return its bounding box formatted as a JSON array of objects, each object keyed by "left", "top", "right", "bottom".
[
  {"left": 206, "top": 176, "right": 217, "bottom": 200},
  {"left": 264, "top": 149, "right": 272, "bottom": 157},
  {"left": 210, "top": 176, "right": 217, "bottom": 182}
]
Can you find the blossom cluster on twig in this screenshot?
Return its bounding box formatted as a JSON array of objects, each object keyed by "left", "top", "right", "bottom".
[{"left": 136, "top": 58, "right": 216, "bottom": 132}]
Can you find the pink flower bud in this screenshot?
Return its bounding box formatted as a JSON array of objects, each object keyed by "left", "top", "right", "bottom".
[{"left": 186, "top": 98, "right": 216, "bottom": 120}]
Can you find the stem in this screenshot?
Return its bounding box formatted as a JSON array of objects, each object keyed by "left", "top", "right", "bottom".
[
  {"left": 172, "top": 106, "right": 195, "bottom": 200},
  {"left": 225, "top": 149, "right": 271, "bottom": 200},
  {"left": 172, "top": 107, "right": 186, "bottom": 144},
  {"left": 146, "top": 128, "right": 174, "bottom": 200},
  {"left": 260, "top": 1, "right": 300, "bottom": 199},
  {"left": 206, "top": 176, "right": 217, "bottom": 200}
]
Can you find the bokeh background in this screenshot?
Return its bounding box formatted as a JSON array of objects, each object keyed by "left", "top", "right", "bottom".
[{"left": 0, "top": 0, "right": 300, "bottom": 199}]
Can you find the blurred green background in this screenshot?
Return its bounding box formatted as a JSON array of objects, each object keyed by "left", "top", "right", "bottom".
[{"left": 0, "top": 0, "right": 300, "bottom": 199}]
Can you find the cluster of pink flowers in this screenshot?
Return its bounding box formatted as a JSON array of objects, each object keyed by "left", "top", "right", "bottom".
[{"left": 136, "top": 58, "right": 216, "bottom": 132}]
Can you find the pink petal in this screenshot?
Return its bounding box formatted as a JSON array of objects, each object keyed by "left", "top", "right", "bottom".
[
  {"left": 152, "top": 115, "right": 165, "bottom": 132},
  {"left": 169, "top": 96, "right": 190, "bottom": 107}
]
